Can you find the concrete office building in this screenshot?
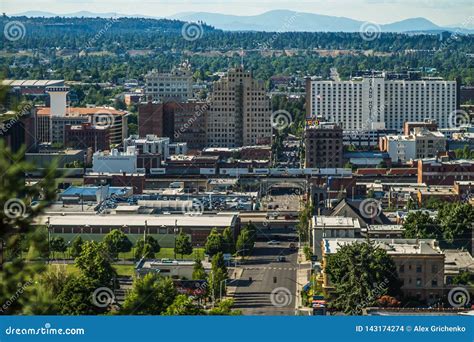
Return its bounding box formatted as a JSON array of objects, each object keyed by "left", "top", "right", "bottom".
[
  {"left": 207, "top": 66, "right": 272, "bottom": 147},
  {"left": 306, "top": 72, "right": 457, "bottom": 131},
  {"left": 92, "top": 146, "right": 137, "bottom": 174},
  {"left": 380, "top": 128, "right": 446, "bottom": 163},
  {"left": 144, "top": 64, "right": 194, "bottom": 102}
]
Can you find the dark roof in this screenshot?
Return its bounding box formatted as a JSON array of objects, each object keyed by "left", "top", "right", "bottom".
[{"left": 330, "top": 198, "right": 392, "bottom": 226}]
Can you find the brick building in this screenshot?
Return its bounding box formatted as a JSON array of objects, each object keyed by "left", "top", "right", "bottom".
[
  {"left": 304, "top": 122, "right": 343, "bottom": 168},
  {"left": 417, "top": 159, "right": 474, "bottom": 185}
]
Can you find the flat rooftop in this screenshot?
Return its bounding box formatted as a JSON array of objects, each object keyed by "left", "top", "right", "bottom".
[
  {"left": 366, "top": 225, "right": 404, "bottom": 231},
  {"left": 61, "top": 186, "right": 132, "bottom": 197},
  {"left": 322, "top": 238, "right": 442, "bottom": 255},
  {"left": 313, "top": 216, "right": 361, "bottom": 228},
  {"left": 39, "top": 214, "right": 237, "bottom": 227}
]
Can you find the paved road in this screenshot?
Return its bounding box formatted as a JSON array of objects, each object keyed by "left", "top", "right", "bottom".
[{"left": 232, "top": 237, "right": 298, "bottom": 315}]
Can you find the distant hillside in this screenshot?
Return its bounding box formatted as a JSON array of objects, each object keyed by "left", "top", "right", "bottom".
[
  {"left": 171, "top": 10, "right": 469, "bottom": 33},
  {"left": 13, "top": 9, "right": 473, "bottom": 33}
]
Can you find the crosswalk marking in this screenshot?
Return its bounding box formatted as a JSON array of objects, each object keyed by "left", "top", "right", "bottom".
[{"left": 242, "top": 266, "right": 296, "bottom": 271}]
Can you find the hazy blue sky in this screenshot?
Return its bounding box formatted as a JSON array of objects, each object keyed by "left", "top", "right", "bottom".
[{"left": 2, "top": 0, "right": 473, "bottom": 27}]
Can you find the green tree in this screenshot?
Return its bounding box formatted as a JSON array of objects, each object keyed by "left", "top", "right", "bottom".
[
  {"left": 0, "top": 140, "right": 58, "bottom": 314},
  {"left": 452, "top": 270, "right": 472, "bottom": 285},
  {"left": 56, "top": 275, "right": 108, "bottom": 315},
  {"left": 122, "top": 273, "right": 177, "bottom": 315},
  {"left": 297, "top": 201, "right": 313, "bottom": 242},
  {"left": 70, "top": 236, "right": 84, "bottom": 258},
  {"left": 174, "top": 231, "right": 193, "bottom": 259},
  {"left": 208, "top": 298, "right": 241, "bottom": 315},
  {"left": 163, "top": 294, "right": 204, "bottom": 315},
  {"left": 326, "top": 241, "right": 401, "bottom": 314},
  {"left": 209, "top": 252, "right": 228, "bottom": 302},
  {"left": 236, "top": 228, "right": 253, "bottom": 256},
  {"left": 437, "top": 203, "right": 474, "bottom": 245},
  {"left": 205, "top": 228, "right": 223, "bottom": 256},
  {"left": 134, "top": 235, "right": 161, "bottom": 260},
  {"left": 222, "top": 227, "right": 235, "bottom": 254},
  {"left": 50, "top": 236, "right": 67, "bottom": 258},
  {"left": 192, "top": 258, "right": 207, "bottom": 280},
  {"left": 75, "top": 241, "right": 117, "bottom": 287},
  {"left": 402, "top": 211, "right": 438, "bottom": 239},
  {"left": 103, "top": 229, "right": 133, "bottom": 259}
]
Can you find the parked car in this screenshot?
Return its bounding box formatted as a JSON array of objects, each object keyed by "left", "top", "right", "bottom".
[
  {"left": 276, "top": 256, "right": 286, "bottom": 262},
  {"left": 268, "top": 240, "right": 280, "bottom": 245}
]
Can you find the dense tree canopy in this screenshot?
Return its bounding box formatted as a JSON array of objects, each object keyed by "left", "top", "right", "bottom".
[{"left": 326, "top": 241, "right": 401, "bottom": 314}]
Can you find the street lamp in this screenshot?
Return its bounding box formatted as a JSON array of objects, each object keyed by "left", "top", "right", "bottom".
[
  {"left": 173, "top": 219, "right": 179, "bottom": 260},
  {"left": 220, "top": 278, "right": 238, "bottom": 301},
  {"left": 46, "top": 217, "right": 51, "bottom": 264}
]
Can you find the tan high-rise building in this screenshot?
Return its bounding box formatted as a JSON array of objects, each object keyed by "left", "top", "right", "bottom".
[{"left": 207, "top": 66, "right": 272, "bottom": 147}]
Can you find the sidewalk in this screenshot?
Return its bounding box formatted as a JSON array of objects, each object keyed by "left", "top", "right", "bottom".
[
  {"left": 295, "top": 249, "right": 312, "bottom": 314},
  {"left": 226, "top": 267, "right": 244, "bottom": 297}
]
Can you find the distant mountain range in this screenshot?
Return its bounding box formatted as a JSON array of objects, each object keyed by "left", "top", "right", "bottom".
[{"left": 13, "top": 9, "right": 473, "bottom": 33}]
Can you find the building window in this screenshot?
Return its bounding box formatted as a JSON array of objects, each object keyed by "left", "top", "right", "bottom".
[
  {"left": 416, "top": 278, "right": 422, "bottom": 287},
  {"left": 399, "top": 265, "right": 404, "bottom": 273},
  {"left": 416, "top": 265, "right": 422, "bottom": 273}
]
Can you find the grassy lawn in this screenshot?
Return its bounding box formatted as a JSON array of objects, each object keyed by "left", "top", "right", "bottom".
[
  {"left": 117, "top": 247, "right": 205, "bottom": 261},
  {"left": 48, "top": 263, "right": 135, "bottom": 277},
  {"left": 49, "top": 247, "right": 205, "bottom": 263}
]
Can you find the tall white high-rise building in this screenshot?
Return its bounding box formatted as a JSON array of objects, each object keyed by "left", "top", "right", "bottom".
[{"left": 306, "top": 72, "right": 457, "bottom": 132}]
